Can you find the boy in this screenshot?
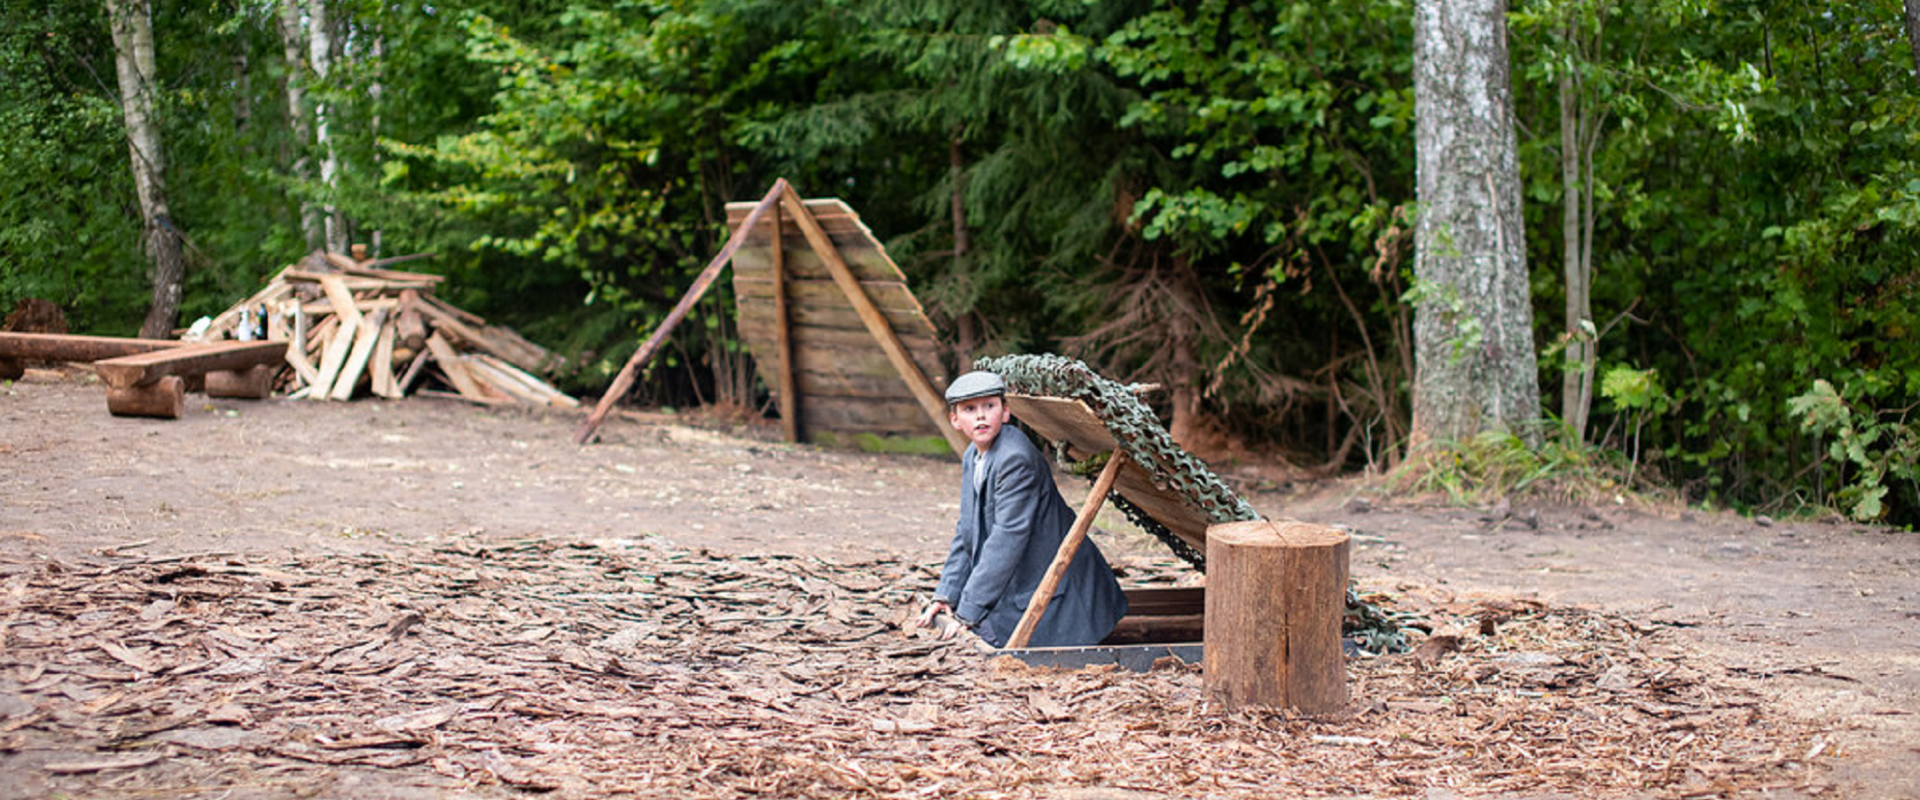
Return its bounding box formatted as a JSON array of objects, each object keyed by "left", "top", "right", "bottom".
[{"left": 915, "top": 370, "right": 1128, "bottom": 648}]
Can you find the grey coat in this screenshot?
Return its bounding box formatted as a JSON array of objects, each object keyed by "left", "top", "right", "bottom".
[{"left": 933, "top": 426, "right": 1128, "bottom": 649}]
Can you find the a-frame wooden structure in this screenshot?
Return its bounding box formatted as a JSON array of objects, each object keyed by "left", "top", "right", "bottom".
[{"left": 575, "top": 180, "right": 966, "bottom": 455}]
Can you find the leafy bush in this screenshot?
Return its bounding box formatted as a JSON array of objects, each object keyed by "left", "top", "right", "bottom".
[{"left": 1788, "top": 379, "right": 1920, "bottom": 524}]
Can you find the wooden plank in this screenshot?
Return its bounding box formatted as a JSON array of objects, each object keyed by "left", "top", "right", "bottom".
[
  {"left": 778, "top": 191, "right": 965, "bottom": 455},
  {"left": 796, "top": 395, "right": 944, "bottom": 436},
  {"left": 301, "top": 297, "right": 398, "bottom": 316},
  {"left": 1007, "top": 394, "right": 1212, "bottom": 554},
  {"left": 732, "top": 240, "right": 908, "bottom": 285},
  {"left": 423, "top": 331, "right": 490, "bottom": 403},
  {"left": 308, "top": 310, "right": 359, "bottom": 400},
  {"left": 284, "top": 271, "right": 435, "bottom": 292},
  {"left": 0, "top": 332, "right": 184, "bottom": 363},
  {"left": 470, "top": 354, "right": 578, "bottom": 408},
  {"left": 93, "top": 341, "right": 288, "bottom": 389},
  {"left": 1007, "top": 452, "right": 1128, "bottom": 649},
  {"left": 734, "top": 278, "right": 931, "bottom": 318},
  {"left": 330, "top": 308, "right": 388, "bottom": 401},
  {"left": 317, "top": 275, "right": 364, "bottom": 330},
  {"left": 413, "top": 298, "right": 558, "bottom": 374},
  {"left": 738, "top": 295, "right": 939, "bottom": 339},
  {"left": 285, "top": 304, "right": 319, "bottom": 388},
  {"left": 370, "top": 318, "right": 398, "bottom": 399}
]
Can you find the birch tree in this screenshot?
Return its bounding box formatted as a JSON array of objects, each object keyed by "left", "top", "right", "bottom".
[
  {"left": 277, "top": 0, "right": 320, "bottom": 249},
  {"left": 105, "top": 0, "right": 186, "bottom": 339},
  {"left": 307, "top": 0, "right": 347, "bottom": 253},
  {"left": 1409, "top": 0, "right": 1540, "bottom": 447}
]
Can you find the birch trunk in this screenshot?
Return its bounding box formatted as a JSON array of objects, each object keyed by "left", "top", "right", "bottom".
[
  {"left": 1906, "top": 0, "right": 1920, "bottom": 87},
  {"left": 1410, "top": 0, "right": 1540, "bottom": 448},
  {"left": 307, "top": 0, "right": 347, "bottom": 253},
  {"left": 1558, "top": 68, "right": 1594, "bottom": 442},
  {"left": 106, "top": 0, "right": 186, "bottom": 340},
  {"left": 277, "top": 0, "right": 320, "bottom": 249}
]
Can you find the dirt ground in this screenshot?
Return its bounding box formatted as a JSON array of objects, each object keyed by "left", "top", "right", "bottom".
[{"left": 2, "top": 368, "right": 1916, "bottom": 799}]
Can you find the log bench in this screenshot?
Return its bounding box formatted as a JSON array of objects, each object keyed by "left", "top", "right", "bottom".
[{"left": 0, "top": 333, "right": 286, "bottom": 418}]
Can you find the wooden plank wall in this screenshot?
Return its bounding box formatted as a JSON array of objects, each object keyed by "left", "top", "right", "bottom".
[{"left": 725, "top": 198, "right": 953, "bottom": 441}]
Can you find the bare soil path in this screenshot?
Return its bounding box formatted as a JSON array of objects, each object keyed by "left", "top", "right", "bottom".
[{"left": 2, "top": 370, "right": 1915, "bottom": 798}]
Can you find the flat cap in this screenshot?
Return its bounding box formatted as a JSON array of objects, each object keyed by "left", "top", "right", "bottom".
[{"left": 944, "top": 370, "right": 1006, "bottom": 404}]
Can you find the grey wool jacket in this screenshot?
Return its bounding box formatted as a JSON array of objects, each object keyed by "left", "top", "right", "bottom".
[{"left": 934, "top": 425, "right": 1128, "bottom": 649}]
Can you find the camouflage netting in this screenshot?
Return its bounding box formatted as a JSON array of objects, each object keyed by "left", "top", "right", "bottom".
[
  {"left": 979, "top": 353, "right": 1407, "bottom": 653},
  {"left": 978, "top": 353, "right": 1254, "bottom": 572}
]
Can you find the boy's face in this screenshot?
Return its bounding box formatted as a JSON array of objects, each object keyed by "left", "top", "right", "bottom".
[{"left": 948, "top": 395, "right": 1011, "bottom": 451}]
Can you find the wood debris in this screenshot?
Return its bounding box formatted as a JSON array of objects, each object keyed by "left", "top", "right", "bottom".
[
  {"left": 190, "top": 249, "right": 575, "bottom": 408},
  {"left": 0, "top": 542, "right": 1828, "bottom": 799}
]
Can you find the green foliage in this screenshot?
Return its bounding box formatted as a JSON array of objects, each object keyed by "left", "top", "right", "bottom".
[
  {"left": 1788, "top": 379, "right": 1920, "bottom": 524},
  {"left": 1399, "top": 428, "right": 1622, "bottom": 506}
]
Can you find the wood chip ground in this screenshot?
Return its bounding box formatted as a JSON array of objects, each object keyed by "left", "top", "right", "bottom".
[{"left": 0, "top": 541, "right": 1823, "bottom": 798}]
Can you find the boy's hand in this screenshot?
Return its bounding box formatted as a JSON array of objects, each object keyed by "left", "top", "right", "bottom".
[
  {"left": 914, "top": 601, "right": 950, "bottom": 629},
  {"left": 915, "top": 601, "right": 964, "bottom": 640}
]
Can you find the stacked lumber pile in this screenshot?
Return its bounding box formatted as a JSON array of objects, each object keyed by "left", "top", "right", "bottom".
[{"left": 193, "top": 250, "right": 576, "bottom": 408}]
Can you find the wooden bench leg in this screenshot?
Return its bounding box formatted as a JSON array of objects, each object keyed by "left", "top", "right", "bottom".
[
  {"left": 107, "top": 376, "right": 186, "bottom": 419},
  {"left": 0, "top": 358, "right": 21, "bottom": 381},
  {"left": 1203, "top": 519, "right": 1350, "bottom": 713},
  {"left": 206, "top": 364, "right": 275, "bottom": 399}
]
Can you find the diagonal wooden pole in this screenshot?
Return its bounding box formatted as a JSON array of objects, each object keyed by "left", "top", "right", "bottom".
[
  {"left": 1005, "top": 451, "right": 1129, "bottom": 649},
  {"left": 777, "top": 191, "right": 969, "bottom": 456},
  {"left": 574, "top": 179, "right": 789, "bottom": 445}
]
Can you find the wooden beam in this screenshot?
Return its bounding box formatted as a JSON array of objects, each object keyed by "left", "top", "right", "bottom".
[
  {"left": 0, "top": 332, "right": 184, "bottom": 363},
  {"left": 93, "top": 341, "right": 288, "bottom": 390},
  {"left": 778, "top": 190, "right": 968, "bottom": 456},
  {"left": 1005, "top": 451, "right": 1129, "bottom": 649},
  {"left": 771, "top": 202, "right": 800, "bottom": 443},
  {"left": 574, "top": 178, "right": 791, "bottom": 444}
]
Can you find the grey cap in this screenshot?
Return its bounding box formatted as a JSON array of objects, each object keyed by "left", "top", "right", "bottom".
[{"left": 944, "top": 370, "right": 1006, "bottom": 404}]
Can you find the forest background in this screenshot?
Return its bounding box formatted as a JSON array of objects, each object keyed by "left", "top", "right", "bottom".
[{"left": 2, "top": 0, "right": 1916, "bottom": 525}]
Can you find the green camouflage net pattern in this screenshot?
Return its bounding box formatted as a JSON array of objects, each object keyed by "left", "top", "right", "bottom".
[
  {"left": 979, "top": 353, "right": 1255, "bottom": 571},
  {"left": 980, "top": 353, "right": 1406, "bottom": 653}
]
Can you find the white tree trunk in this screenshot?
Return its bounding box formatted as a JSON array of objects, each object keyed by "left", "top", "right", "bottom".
[
  {"left": 1410, "top": 0, "right": 1541, "bottom": 448},
  {"left": 307, "top": 0, "right": 347, "bottom": 253},
  {"left": 106, "top": 0, "right": 186, "bottom": 339},
  {"left": 277, "top": 0, "right": 321, "bottom": 249},
  {"left": 1558, "top": 69, "right": 1594, "bottom": 442}
]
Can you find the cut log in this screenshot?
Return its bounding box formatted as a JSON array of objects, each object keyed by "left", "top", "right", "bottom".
[
  {"left": 205, "top": 364, "right": 276, "bottom": 399},
  {"left": 93, "top": 341, "right": 288, "bottom": 390},
  {"left": 1202, "top": 519, "right": 1350, "bottom": 713},
  {"left": 395, "top": 289, "right": 428, "bottom": 350},
  {"left": 106, "top": 375, "right": 186, "bottom": 419}
]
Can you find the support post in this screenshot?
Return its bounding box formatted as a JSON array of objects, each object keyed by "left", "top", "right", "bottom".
[
  {"left": 106, "top": 375, "right": 186, "bottom": 419},
  {"left": 778, "top": 191, "right": 968, "bottom": 456},
  {"left": 206, "top": 364, "right": 276, "bottom": 399},
  {"left": 575, "top": 179, "right": 789, "bottom": 444},
  {"left": 1005, "top": 451, "right": 1129, "bottom": 649},
  {"left": 1203, "top": 519, "right": 1350, "bottom": 713},
  {"left": 771, "top": 202, "right": 799, "bottom": 443}
]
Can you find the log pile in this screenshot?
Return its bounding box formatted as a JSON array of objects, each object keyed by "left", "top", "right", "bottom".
[{"left": 193, "top": 250, "right": 575, "bottom": 408}]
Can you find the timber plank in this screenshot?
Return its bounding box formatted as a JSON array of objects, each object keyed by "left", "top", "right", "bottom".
[
  {"left": 93, "top": 341, "right": 288, "bottom": 389},
  {"left": 329, "top": 308, "right": 388, "bottom": 401}
]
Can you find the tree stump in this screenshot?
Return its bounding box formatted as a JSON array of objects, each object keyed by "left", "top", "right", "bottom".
[
  {"left": 1203, "top": 519, "right": 1350, "bottom": 713},
  {"left": 206, "top": 365, "right": 276, "bottom": 399},
  {"left": 106, "top": 376, "right": 186, "bottom": 419}
]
